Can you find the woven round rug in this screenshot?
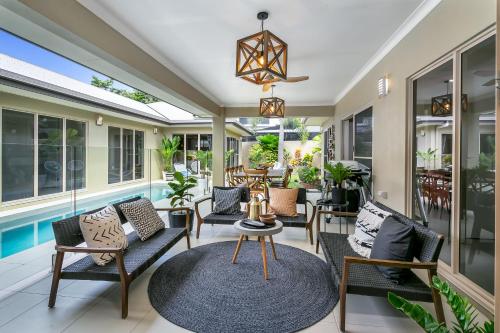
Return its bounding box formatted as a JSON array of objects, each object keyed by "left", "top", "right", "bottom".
[{"left": 148, "top": 241, "right": 338, "bottom": 333}]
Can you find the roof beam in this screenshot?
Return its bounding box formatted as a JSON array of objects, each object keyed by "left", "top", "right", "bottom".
[
  {"left": 3, "top": 0, "right": 220, "bottom": 117},
  {"left": 224, "top": 105, "right": 334, "bottom": 118}
]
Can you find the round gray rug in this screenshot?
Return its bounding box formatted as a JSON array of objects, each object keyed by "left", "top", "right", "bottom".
[{"left": 148, "top": 241, "right": 338, "bottom": 333}]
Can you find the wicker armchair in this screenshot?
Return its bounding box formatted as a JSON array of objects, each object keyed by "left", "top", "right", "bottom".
[
  {"left": 316, "top": 201, "right": 445, "bottom": 331},
  {"left": 194, "top": 186, "right": 251, "bottom": 239}
]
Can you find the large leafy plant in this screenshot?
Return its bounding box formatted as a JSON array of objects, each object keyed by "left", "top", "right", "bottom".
[
  {"left": 324, "top": 162, "right": 352, "bottom": 188},
  {"left": 166, "top": 171, "right": 198, "bottom": 208},
  {"left": 159, "top": 136, "right": 180, "bottom": 172},
  {"left": 388, "top": 276, "right": 494, "bottom": 333},
  {"left": 257, "top": 134, "right": 279, "bottom": 152}
]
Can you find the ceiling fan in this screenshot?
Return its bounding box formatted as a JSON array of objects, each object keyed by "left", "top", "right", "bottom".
[{"left": 262, "top": 75, "right": 309, "bottom": 92}]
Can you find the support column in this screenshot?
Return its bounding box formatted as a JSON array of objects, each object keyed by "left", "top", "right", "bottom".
[{"left": 212, "top": 108, "right": 226, "bottom": 186}]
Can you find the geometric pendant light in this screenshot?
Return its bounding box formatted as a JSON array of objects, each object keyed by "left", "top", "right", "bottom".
[
  {"left": 236, "top": 11, "right": 287, "bottom": 85},
  {"left": 259, "top": 85, "right": 285, "bottom": 118}
]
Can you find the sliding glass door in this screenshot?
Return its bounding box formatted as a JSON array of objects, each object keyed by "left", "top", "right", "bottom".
[
  {"left": 459, "top": 35, "right": 495, "bottom": 294},
  {"left": 410, "top": 31, "right": 495, "bottom": 298},
  {"left": 412, "top": 59, "right": 454, "bottom": 265}
]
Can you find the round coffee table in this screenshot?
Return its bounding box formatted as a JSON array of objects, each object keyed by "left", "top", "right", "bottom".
[{"left": 232, "top": 220, "right": 283, "bottom": 280}]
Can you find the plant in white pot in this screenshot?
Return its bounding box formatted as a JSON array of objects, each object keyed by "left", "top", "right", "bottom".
[
  {"left": 324, "top": 162, "right": 353, "bottom": 204},
  {"left": 166, "top": 171, "right": 198, "bottom": 231},
  {"left": 159, "top": 136, "right": 180, "bottom": 181}
]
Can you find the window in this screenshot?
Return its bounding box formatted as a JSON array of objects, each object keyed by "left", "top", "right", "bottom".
[
  {"left": 459, "top": 35, "right": 495, "bottom": 293},
  {"left": 226, "top": 137, "right": 239, "bottom": 167},
  {"left": 38, "top": 115, "right": 63, "bottom": 196},
  {"left": 412, "top": 59, "right": 453, "bottom": 265},
  {"left": 66, "top": 120, "right": 86, "bottom": 190},
  {"left": 107, "top": 127, "right": 144, "bottom": 184},
  {"left": 135, "top": 131, "right": 144, "bottom": 179},
  {"left": 353, "top": 107, "right": 373, "bottom": 169},
  {"left": 2, "top": 110, "right": 34, "bottom": 201},
  {"left": 1, "top": 109, "right": 86, "bottom": 202},
  {"left": 186, "top": 134, "right": 198, "bottom": 174}
]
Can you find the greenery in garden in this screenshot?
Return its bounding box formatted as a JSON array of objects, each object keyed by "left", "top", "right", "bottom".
[
  {"left": 159, "top": 136, "right": 180, "bottom": 172},
  {"left": 248, "top": 134, "right": 279, "bottom": 168},
  {"left": 195, "top": 150, "right": 212, "bottom": 172},
  {"left": 166, "top": 172, "right": 198, "bottom": 208},
  {"left": 297, "top": 166, "right": 320, "bottom": 185},
  {"left": 388, "top": 276, "right": 494, "bottom": 333},
  {"left": 417, "top": 148, "right": 438, "bottom": 170},
  {"left": 91, "top": 76, "right": 159, "bottom": 104}
]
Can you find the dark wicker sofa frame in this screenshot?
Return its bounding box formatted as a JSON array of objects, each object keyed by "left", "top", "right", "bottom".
[
  {"left": 262, "top": 188, "right": 317, "bottom": 244},
  {"left": 48, "top": 197, "right": 191, "bottom": 319},
  {"left": 195, "top": 186, "right": 251, "bottom": 239},
  {"left": 316, "top": 201, "right": 445, "bottom": 332}
]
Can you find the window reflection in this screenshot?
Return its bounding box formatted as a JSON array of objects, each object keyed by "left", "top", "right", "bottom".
[
  {"left": 413, "top": 60, "right": 453, "bottom": 265},
  {"left": 459, "top": 35, "right": 495, "bottom": 293}
]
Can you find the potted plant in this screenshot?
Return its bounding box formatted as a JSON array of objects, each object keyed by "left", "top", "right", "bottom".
[
  {"left": 324, "top": 162, "right": 353, "bottom": 204},
  {"left": 159, "top": 136, "right": 180, "bottom": 181},
  {"left": 166, "top": 171, "right": 197, "bottom": 231},
  {"left": 416, "top": 148, "right": 438, "bottom": 171},
  {"left": 297, "top": 166, "right": 320, "bottom": 189}
]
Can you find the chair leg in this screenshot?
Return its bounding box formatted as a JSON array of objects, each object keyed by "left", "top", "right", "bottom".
[
  {"left": 48, "top": 251, "right": 64, "bottom": 308},
  {"left": 428, "top": 270, "right": 445, "bottom": 324},
  {"left": 339, "top": 287, "right": 347, "bottom": 331},
  {"left": 196, "top": 219, "right": 202, "bottom": 239},
  {"left": 120, "top": 279, "right": 129, "bottom": 319},
  {"left": 308, "top": 225, "right": 313, "bottom": 245}
]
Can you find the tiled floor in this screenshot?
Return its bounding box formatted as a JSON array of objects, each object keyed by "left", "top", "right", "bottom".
[{"left": 0, "top": 194, "right": 434, "bottom": 333}]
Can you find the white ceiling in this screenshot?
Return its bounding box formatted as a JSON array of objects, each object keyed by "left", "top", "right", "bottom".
[{"left": 79, "top": 0, "right": 429, "bottom": 107}]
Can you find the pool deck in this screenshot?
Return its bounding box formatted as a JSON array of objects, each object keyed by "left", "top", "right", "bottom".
[{"left": 0, "top": 181, "right": 210, "bottom": 293}]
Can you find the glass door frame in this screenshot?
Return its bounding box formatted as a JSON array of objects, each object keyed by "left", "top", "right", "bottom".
[{"left": 406, "top": 27, "right": 496, "bottom": 313}]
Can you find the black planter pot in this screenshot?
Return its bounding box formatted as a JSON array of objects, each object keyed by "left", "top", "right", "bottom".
[
  {"left": 345, "top": 189, "right": 360, "bottom": 212},
  {"left": 331, "top": 187, "right": 346, "bottom": 205},
  {"left": 168, "top": 209, "right": 194, "bottom": 232}
]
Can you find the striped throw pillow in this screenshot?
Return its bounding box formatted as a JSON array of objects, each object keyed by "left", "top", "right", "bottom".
[{"left": 347, "top": 202, "right": 392, "bottom": 257}]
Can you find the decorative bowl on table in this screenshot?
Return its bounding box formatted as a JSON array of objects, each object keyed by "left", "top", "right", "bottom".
[{"left": 259, "top": 214, "right": 276, "bottom": 225}]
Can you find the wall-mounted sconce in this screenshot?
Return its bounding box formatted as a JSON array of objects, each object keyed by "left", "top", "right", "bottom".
[
  {"left": 377, "top": 75, "right": 389, "bottom": 97},
  {"left": 153, "top": 127, "right": 158, "bottom": 134},
  {"left": 96, "top": 115, "right": 103, "bottom": 126}
]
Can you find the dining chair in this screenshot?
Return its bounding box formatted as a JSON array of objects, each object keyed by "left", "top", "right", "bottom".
[{"left": 244, "top": 168, "right": 269, "bottom": 199}]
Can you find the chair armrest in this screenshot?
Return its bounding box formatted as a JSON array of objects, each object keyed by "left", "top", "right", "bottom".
[
  {"left": 194, "top": 196, "right": 211, "bottom": 205},
  {"left": 317, "top": 209, "right": 358, "bottom": 218},
  {"left": 306, "top": 200, "right": 317, "bottom": 225},
  {"left": 343, "top": 256, "right": 437, "bottom": 270},
  {"left": 55, "top": 245, "right": 124, "bottom": 254},
  {"left": 194, "top": 197, "right": 211, "bottom": 224},
  {"left": 155, "top": 207, "right": 191, "bottom": 232}
]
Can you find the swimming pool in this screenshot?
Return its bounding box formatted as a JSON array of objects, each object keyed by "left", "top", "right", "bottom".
[{"left": 0, "top": 184, "right": 172, "bottom": 259}]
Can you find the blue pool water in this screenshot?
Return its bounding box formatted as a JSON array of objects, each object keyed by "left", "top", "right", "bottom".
[{"left": 0, "top": 184, "right": 171, "bottom": 259}]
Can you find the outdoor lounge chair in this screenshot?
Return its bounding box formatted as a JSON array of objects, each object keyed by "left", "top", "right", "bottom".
[
  {"left": 317, "top": 201, "right": 445, "bottom": 331},
  {"left": 194, "top": 186, "right": 251, "bottom": 239},
  {"left": 48, "top": 196, "right": 191, "bottom": 319}
]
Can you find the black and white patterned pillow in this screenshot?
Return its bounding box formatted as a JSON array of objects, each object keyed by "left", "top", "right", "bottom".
[
  {"left": 347, "top": 202, "right": 392, "bottom": 257},
  {"left": 213, "top": 188, "right": 242, "bottom": 215},
  {"left": 79, "top": 205, "right": 128, "bottom": 266},
  {"left": 119, "top": 198, "right": 165, "bottom": 241}
]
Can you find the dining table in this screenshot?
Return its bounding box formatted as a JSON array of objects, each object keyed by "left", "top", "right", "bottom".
[{"left": 232, "top": 168, "right": 285, "bottom": 180}]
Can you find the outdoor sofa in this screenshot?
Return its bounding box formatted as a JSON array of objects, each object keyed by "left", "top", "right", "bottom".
[{"left": 48, "top": 196, "right": 190, "bottom": 318}]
